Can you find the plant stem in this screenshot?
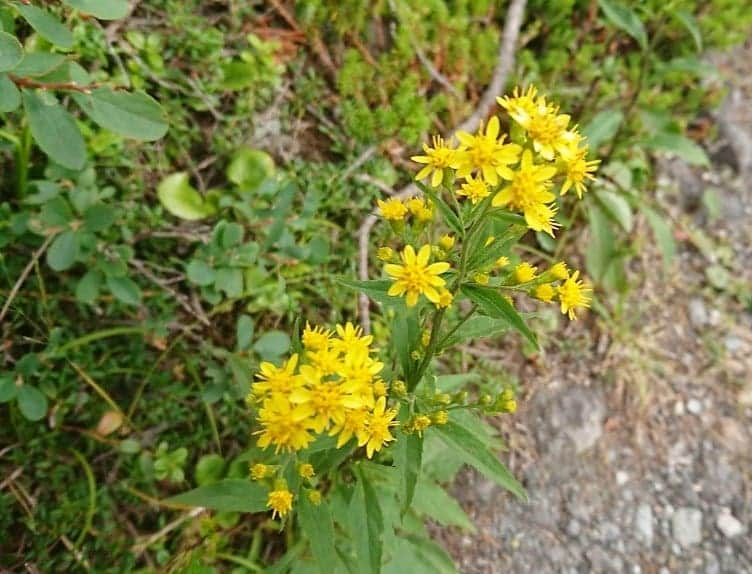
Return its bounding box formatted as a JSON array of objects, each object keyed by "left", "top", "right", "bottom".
[
  {"left": 15, "top": 125, "right": 31, "bottom": 196},
  {"left": 436, "top": 304, "right": 477, "bottom": 350}
]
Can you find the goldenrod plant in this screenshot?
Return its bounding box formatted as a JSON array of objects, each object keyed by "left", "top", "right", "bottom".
[{"left": 171, "top": 86, "right": 597, "bottom": 573}]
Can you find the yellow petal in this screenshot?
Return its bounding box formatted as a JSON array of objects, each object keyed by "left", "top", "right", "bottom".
[
  {"left": 415, "top": 165, "right": 432, "bottom": 180},
  {"left": 486, "top": 115, "right": 500, "bottom": 140},
  {"left": 417, "top": 245, "right": 431, "bottom": 266},
  {"left": 426, "top": 262, "right": 450, "bottom": 275},
  {"left": 406, "top": 292, "right": 419, "bottom": 307},
  {"left": 431, "top": 168, "right": 443, "bottom": 187}
]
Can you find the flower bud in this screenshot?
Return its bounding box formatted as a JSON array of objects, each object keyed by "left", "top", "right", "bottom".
[
  {"left": 432, "top": 410, "right": 449, "bottom": 425},
  {"left": 392, "top": 380, "right": 407, "bottom": 397},
  {"left": 250, "top": 463, "right": 269, "bottom": 481}
]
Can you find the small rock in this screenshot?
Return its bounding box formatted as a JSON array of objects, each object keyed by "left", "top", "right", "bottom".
[
  {"left": 716, "top": 511, "right": 746, "bottom": 538},
  {"left": 688, "top": 298, "right": 709, "bottom": 327},
  {"left": 616, "top": 470, "right": 629, "bottom": 485},
  {"left": 566, "top": 519, "right": 581, "bottom": 537},
  {"left": 724, "top": 336, "right": 744, "bottom": 353},
  {"left": 687, "top": 399, "right": 702, "bottom": 414},
  {"left": 674, "top": 401, "right": 685, "bottom": 416},
  {"left": 635, "top": 503, "right": 654, "bottom": 545},
  {"left": 673, "top": 507, "right": 703, "bottom": 548}
]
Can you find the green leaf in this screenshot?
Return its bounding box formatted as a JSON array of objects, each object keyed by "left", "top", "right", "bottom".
[
  {"left": 487, "top": 209, "right": 526, "bottom": 226},
  {"left": 337, "top": 278, "right": 396, "bottom": 306},
  {"left": 165, "top": 479, "right": 267, "bottom": 513},
  {"left": 46, "top": 230, "right": 79, "bottom": 271},
  {"left": 15, "top": 4, "right": 74, "bottom": 49},
  {"left": 460, "top": 284, "right": 538, "bottom": 349},
  {"left": 227, "top": 148, "right": 275, "bottom": 190},
  {"left": 214, "top": 267, "right": 243, "bottom": 298},
  {"left": 598, "top": 0, "right": 647, "bottom": 49},
  {"left": 433, "top": 421, "right": 525, "bottom": 500},
  {"left": 582, "top": 108, "right": 623, "bottom": 150},
  {"left": 415, "top": 181, "right": 463, "bottom": 237},
  {"left": 0, "top": 32, "right": 22, "bottom": 72},
  {"left": 236, "top": 314, "right": 254, "bottom": 351},
  {"left": 61, "top": 0, "right": 130, "bottom": 20},
  {"left": 0, "top": 73, "right": 20, "bottom": 111},
  {"left": 73, "top": 88, "right": 168, "bottom": 141},
  {"left": 186, "top": 260, "right": 215, "bottom": 286},
  {"left": 597, "top": 190, "right": 633, "bottom": 232},
  {"left": 645, "top": 133, "right": 709, "bottom": 167},
  {"left": 673, "top": 9, "right": 702, "bottom": 51},
  {"left": 466, "top": 225, "right": 526, "bottom": 271},
  {"left": 393, "top": 432, "right": 422, "bottom": 514},
  {"left": 585, "top": 202, "right": 616, "bottom": 282},
  {"left": 642, "top": 206, "right": 676, "bottom": 270},
  {"left": 0, "top": 375, "right": 18, "bottom": 403},
  {"left": 298, "top": 496, "right": 337, "bottom": 574},
  {"left": 23, "top": 90, "right": 86, "bottom": 170},
  {"left": 253, "top": 331, "right": 290, "bottom": 360},
  {"left": 351, "top": 467, "right": 384, "bottom": 574},
  {"left": 13, "top": 52, "right": 67, "bottom": 77},
  {"left": 106, "top": 275, "right": 142, "bottom": 306},
  {"left": 439, "top": 316, "right": 510, "bottom": 349},
  {"left": 82, "top": 203, "right": 116, "bottom": 233},
  {"left": 195, "top": 454, "right": 225, "bottom": 486},
  {"left": 75, "top": 269, "right": 102, "bottom": 304},
  {"left": 157, "top": 172, "right": 215, "bottom": 221},
  {"left": 17, "top": 385, "right": 48, "bottom": 421},
  {"left": 412, "top": 479, "right": 475, "bottom": 531}
]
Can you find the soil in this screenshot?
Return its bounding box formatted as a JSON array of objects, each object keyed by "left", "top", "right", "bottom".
[{"left": 439, "top": 39, "right": 752, "bottom": 574}]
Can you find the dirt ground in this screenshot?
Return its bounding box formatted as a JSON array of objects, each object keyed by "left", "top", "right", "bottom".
[{"left": 439, "top": 40, "right": 752, "bottom": 574}]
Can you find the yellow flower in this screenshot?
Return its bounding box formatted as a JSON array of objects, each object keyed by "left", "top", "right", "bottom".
[
  {"left": 373, "top": 380, "right": 387, "bottom": 396},
  {"left": 548, "top": 261, "right": 569, "bottom": 280},
  {"left": 377, "top": 198, "right": 407, "bottom": 221},
  {"left": 411, "top": 415, "right": 432, "bottom": 436},
  {"left": 267, "top": 488, "right": 293, "bottom": 519},
  {"left": 484, "top": 236, "right": 495, "bottom": 247},
  {"left": 377, "top": 246, "right": 395, "bottom": 262},
  {"left": 421, "top": 330, "right": 431, "bottom": 347},
  {"left": 250, "top": 463, "right": 269, "bottom": 481},
  {"left": 329, "top": 407, "right": 369, "bottom": 448},
  {"left": 290, "top": 366, "right": 359, "bottom": 433},
  {"left": 560, "top": 148, "right": 599, "bottom": 198},
  {"left": 514, "top": 262, "right": 537, "bottom": 283},
  {"left": 438, "top": 234, "right": 455, "bottom": 250},
  {"left": 255, "top": 395, "right": 315, "bottom": 453},
  {"left": 494, "top": 388, "right": 517, "bottom": 413},
  {"left": 331, "top": 322, "right": 373, "bottom": 355},
  {"left": 474, "top": 272, "right": 490, "bottom": 285},
  {"left": 492, "top": 150, "right": 559, "bottom": 236},
  {"left": 415, "top": 206, "right": 434, "bottom": 222},
  {"left": 436, "top": 288, "right": 453, "bottom": 309},
  {"left": 456, "top": 175, "right": 490, "bottom": 204},
  {"left": 385, "top": 245, "right": 450, "bottom": 307},
  {"left": 500, "top": 88, "right": 571, "bottom": 161},
  {"left": 252, "top": 355, "right": 302, "bottom": 402},
  {"left": 432, "top": 410, "right": 449, "bottom": 425},
  {"left": 307, "top": 489, "right": 322, "bottom": 506},
  {"left": 301, "top": 323, "right": 331, "bottom": 352},
  {"left": 495, "top": 256, "right": 510, "bottom": 268},
  {"left": 391, "top": 380, "right": 407, "bottom": 397},
  {"left": 532, "top": 283, "right": 555, "bottom": 302},
  {"left": 357, "top": 396, "right": 398, "bottom": 458},
  {"left": 497, "top": 85, "right": 539, "bottom": 127},
  {"left": 298, "top": 463, "right": 314, "bottom": 479},
  {"left": 455, "top": 116, "right": 522, "bottom": 186},
  {"left": 557, "top": 270, "right": 592, "bottom": 320},
  {"left": 411, "top": 135, "right": 458, "bottom": 187}
]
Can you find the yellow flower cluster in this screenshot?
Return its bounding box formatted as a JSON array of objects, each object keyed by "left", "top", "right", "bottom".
[
  {"left": 249, "top": 322, "right": 398, "bottom": 458},
  {"left": 410, "top": 85, "right": 599, "bottom": 236},
  {"left": 377, "top": 196, "right": 433, "bottom": 223},
  {"left": 507, "top": 260, "right": 592, "bottom": 320},
  {"left": 383, "top": 245, "right": 452, "bottom": 308}
]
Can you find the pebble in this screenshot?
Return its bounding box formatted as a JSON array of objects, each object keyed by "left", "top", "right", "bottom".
[
  {"left": 635, "top": 503, "right": 654, "bottom": 545},
  {"left": 687, "top": 399, "right": 703, "bottom": 414},
  {"left": 673, "top": 507, "right": 703, "bottom": 548},
  {"left": 616, "top": 470, "right": 629, "bottom": 485},
  {"left": 688, "top": 298, "right": 709, "bottom": 327},
  {"left": 716, "top": 510, "right": 746, "bottom": 538},
  {"left": 724, "top": 336, "right": 744, "bottom": 353}
]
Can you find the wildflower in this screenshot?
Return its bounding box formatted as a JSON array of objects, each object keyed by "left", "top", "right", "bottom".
[
  {"left": 436, "top": 288, "right": 453, "bottom": 309},
  {"left": 557, "top": 270, "right": 592, "bottom": 320},
  {"left": 377, "top": 198, "right": 407, "bottom": 221},
  {"left": 496, "top": 256, "right": 510, "bottom": 268},
  {"left": 250, "top": 463, "right": 269, "bottom": 481},
  {"left": 267, "top": 488, "right": 293, "bottom": 519},
  {"left": 433, "top": 410, "right": 449, "bottom": 425},
  {"left": 301, "top": 324, "right": 331, "bottom": 352},
  {"left": 474, "top": 272, "right": 490, "bottom": 285},
  {"left": 485, "top": 236, "right": 495, "bottom": 247},
  {"left": 357, "top": 396, "right": 398, "bottom": 458},
  {"left": 415, "top": 206, "right": 434, "bottom": 222},
  {"left": 438, "top": 234, "right": 455, "bottom": 250},
  {"left": 560, "top": 148, "right": 599, "bottom": 198},
  {"left": 391, "top": 380, "right": 407, "bottom": 397},
  {"left": 331, "top": 322, "right": 373, "bottom": 355},
  {"left": 329, "top": 407, "right": 369, "bottom": 448},
  {"left": 298, "top": 463, "right": 315, "bottom": 479},
  {"left": 411, "top": 415, "right": 432, "bottom": 436},
  {"left": 514, "top": 262, "right": 537, "bottom": 283},
  {"left": 377, "top": 246, "right": 395, "bottom": 262},
  {"left": 434, "top": 393, "right": 451, "bottom": 405},
  {"left": 373, "top": 380, "right": 387, "bottom": 396},
  {"left": 385, "top": 245, "right": 450, "bottom": 307},
  {"left": 255, "top": 395, "right": 315, "bottom": 453},
  {"left": 497, "top": 85, "right": 539, "bottom": 127},
  {"left": 549, "top": 261, "right": 569, "bottom": 280},
  {"left": 406, "top": 197, "right": 426, "bottom": 216},
  {"left": 532, "top": 283, "right": 555, "bottom": 302},
  {"left": 421, "top": 330, "right": 431, "bottom": 347},
  {"left": 492, "top": 150, "right": 559, "bottom": 236},
  {"left": 455, "top": 116, "right": 522, "bottom": 185},
  {"left": 411, "top": 350, "right": 422, "bottom": 361},
  {"left": 494, "top": 388, "right": 517, "bottom": 413},
  {"left": 307, "top": 489, "right": 322, "bottom": 506},
  {"left": 411, "top": 135, "right": 458, "bottom": 187},
  {"left": 456, "top": 175, "right": 490, "bottom": 204},
  {"left": 252, "top": 355, "right": 302, "bottom": 401}
]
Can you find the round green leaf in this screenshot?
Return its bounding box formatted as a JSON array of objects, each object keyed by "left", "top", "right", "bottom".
[
  {"left": 82, "top": 203, "right": 116, "bottom": 233},
  {"left": 15, "top": 4, "right": 74, "bottom": 49},
  {"left": 0, "top": 73, "right": 20, "bottom": 111},
  {"left": 46, "top": 230, "right": 79, "bottom": 271},
  {"left": 13, "top": 52, "right": 67, "bottom": 77},
  {"left": 0, "top": 31, "right": 23, "bottom": 72},
  {"left": 61, "top": 0, "right": 130, "bottom": 20},
  {"left": 227, "top": 148, "right": 275, "bottom": 189},
  {"left": 195, "top": 454, "right": 225, "bottom": 486},
  {"left": 186, "top": 260, "right": 215, "bottom": 286},
  {"left": 235, "top": 315, "right": 254, "bottom": 351},
  {"left": 157, "top": 172, "right": 215, "bottom": 221},
  {"left": 0, "top": 375, "right": 18, "bottom": 403},
  {"left": 106, "top": 275, "right": 142, "bottom": 306},
  {"left": 17, "top": 385, "right": 48, "bottom": 421},
  {"left": 23, "top": 90, "right": 86, "bottom": 170},
  {"left": 73, "top": 88, "right": 168, "bottom": 141},
  {"left": 253, "top": 330, "right": 290, "bottom": 360},
  {"left": 75, "top": 269, "right": 102, "bottom": 304}
]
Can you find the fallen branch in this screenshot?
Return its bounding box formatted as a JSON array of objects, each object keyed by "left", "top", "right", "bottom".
[{"left": 356, "top": 0, "right": 528, "bottom": 333}]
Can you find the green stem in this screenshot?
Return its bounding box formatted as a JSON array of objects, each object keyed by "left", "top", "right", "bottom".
[
  {"left": 436, "top": 303, "right": 477, "bottom": 350},
  {"left": 15, "top": 125, "right": 31, "bottom": 196}
]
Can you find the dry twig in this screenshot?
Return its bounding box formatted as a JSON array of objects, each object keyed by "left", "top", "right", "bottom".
[{"left": 0, "top": 234, "right": 56, "bottom": 323}]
